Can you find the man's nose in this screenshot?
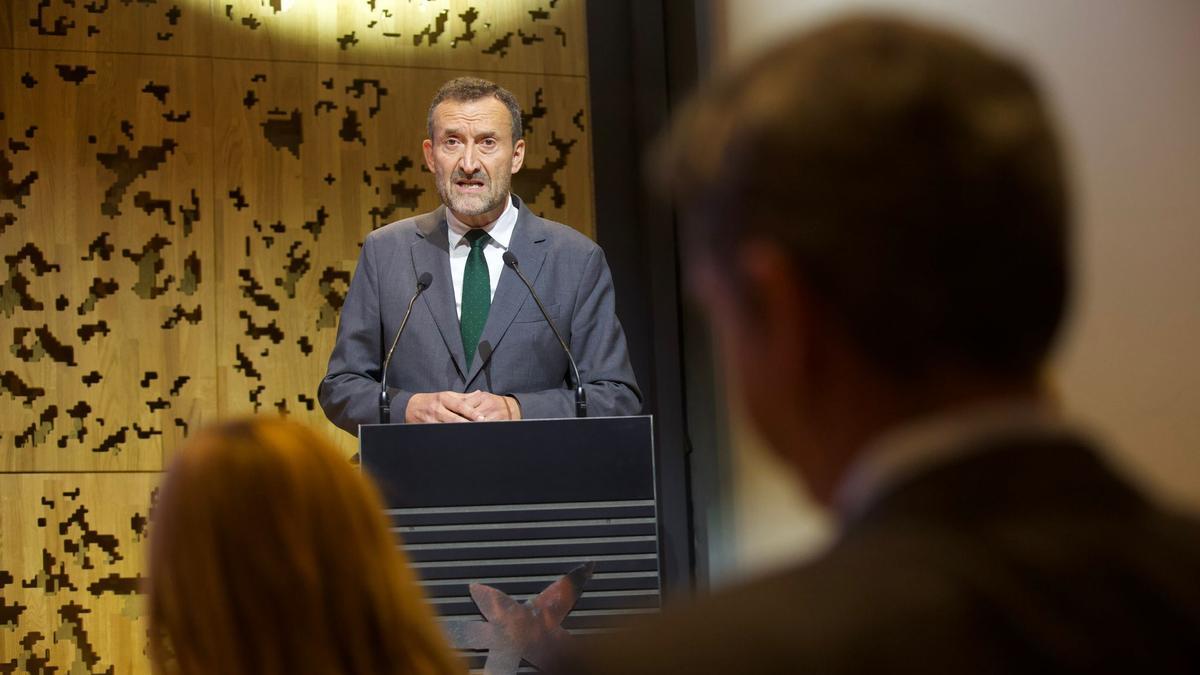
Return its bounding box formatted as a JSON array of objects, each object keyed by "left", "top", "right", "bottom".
[{"left": 458, "top": 144, "right": 481, "bottom": 173}]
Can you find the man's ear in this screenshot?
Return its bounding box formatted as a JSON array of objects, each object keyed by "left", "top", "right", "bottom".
[
  {"left": 511, "top": 138, "right": 526, "bottom": 174},
  {"left": 736, "top": 241, "right": 816, "bottom": 386},
  {"left": 720, "top": 241, "right": 820, "bottom": 461},
  {"left": 421, "top": 138, "right": 435, "bottom": 172}
]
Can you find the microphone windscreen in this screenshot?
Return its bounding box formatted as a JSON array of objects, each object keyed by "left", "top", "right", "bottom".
[
  {"left": 502, "top": 251, "right": 519, "bottom": 268},
  {"left": 417, "top": 272, "right": 433, "bottom": 289}
]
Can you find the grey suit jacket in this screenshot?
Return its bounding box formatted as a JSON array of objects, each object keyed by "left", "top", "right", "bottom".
[{"left": 319, "top": 195, "right": 642, "bottom": 434}]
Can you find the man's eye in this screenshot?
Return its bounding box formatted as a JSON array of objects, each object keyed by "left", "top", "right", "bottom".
[
  {"left": 481, "top": 138, "right": 497, "bottom": 148},
  {"left": 445, "top": 138, "right": 460, "bottom": 147}
]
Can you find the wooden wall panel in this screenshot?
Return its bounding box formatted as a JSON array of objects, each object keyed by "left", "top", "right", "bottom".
[
  {"left": 0, "top": 2, "right": 13, "bottom": 49},
  {"left": 215, "top": 0, "right": 588, "bottom": 74},
  {"left": 2, "top": 1, "right": 594, "bottom": 672},
  {"left": 0, "top": 473, "right": 158, "bottom": 674},
  {"left": 1, "top": 49, "right": 218, "bottom": 472},
  {"left": 11, "top": 0, "right": 213, "bottom": 56}
]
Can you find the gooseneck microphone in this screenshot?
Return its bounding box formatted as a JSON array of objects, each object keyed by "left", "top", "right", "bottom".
[
  {"left": 503, "top": 251, "right": 587, "bottom": 418},
  {"left": 379, "top": 272, "right": 433, "bottom": 424}
]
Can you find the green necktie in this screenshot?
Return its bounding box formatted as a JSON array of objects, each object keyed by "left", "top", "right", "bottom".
[{"left": 460, "top": 229, "right": 492, "bottom": 368}]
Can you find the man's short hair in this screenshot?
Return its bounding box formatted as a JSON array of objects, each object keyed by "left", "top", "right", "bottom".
[
  {"left": 656, "top": 15, "right": 1070, "bottom": 380},
  {"left": 427, "top": 77, "right": 523, "bottom": 143}
]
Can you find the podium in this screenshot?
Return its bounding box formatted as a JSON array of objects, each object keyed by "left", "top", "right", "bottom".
[{"left": 360, "top": 416, "right": 661, "bottom": 673}]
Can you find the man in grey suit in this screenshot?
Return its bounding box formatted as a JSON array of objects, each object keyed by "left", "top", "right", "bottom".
[{"left": 320, "top": 77, "right": 640, "bottom": 432}]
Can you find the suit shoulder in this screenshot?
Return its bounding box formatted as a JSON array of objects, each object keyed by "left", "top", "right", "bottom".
[
  {"left": 363, "top": 210, "right": 435, "bottom": 248},
  {"left": 531, "top": 214, "right": 601, "bottom": 255}
]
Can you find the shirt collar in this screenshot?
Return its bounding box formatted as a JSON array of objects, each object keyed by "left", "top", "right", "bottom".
[
  {"left": 833, "top": 398, "right": 1071, "bottom": 523},
  {"left": 446, "top": 195, "right": 518, "bottom": 250}
]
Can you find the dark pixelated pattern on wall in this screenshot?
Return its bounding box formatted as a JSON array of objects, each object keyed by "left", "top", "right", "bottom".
[
  {"left": 216, "top": 1, "right": 575, "bottom": 61},
  {"left": 97, "top": 139, "right": 179, "bottom": 218},
  {"left": 1, "top": 152, "right": 39, "bottom": 208},
  {"left": 28, "top": 0, "right": 188, "bottom": 42},
  {"left": 55, "top": 64, "right": 97, "bottom": 85},
  {"left": 2, "top": 50, "right": 214, "bottom": 464},
  {"left": 2, "top": 243, "right": 60, "bottom": 316},
  {"left": 513, "top": 131, "right": 577, "bottom": 209},
  {"left": 0, "top": 479, "right": 157, "bottom": 673},
  {"left": 261, "top": 108, "right": 303, "bottom": 158}
]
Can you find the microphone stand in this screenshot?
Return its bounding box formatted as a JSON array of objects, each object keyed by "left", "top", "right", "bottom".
[
  {"left": 503, "top": 252, "right": 587, "bottom": 418},
  {"left": 379, "top": 273, "right": 432, "bottom": 423}
]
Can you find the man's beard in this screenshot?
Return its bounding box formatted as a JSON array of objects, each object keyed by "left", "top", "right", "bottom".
[{"left": 435, "top": 167, "right": 510, "bottom": 217}]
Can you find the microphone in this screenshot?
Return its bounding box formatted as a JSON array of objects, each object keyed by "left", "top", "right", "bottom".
[
  {"left": 380, "top": 272, "right": 433, "bottom": 424},
  {"left": 503, "top": 251, "right": 587, "bottom": 418}
]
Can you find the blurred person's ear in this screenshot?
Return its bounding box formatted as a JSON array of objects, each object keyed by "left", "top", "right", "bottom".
[{"left": 699, "top": 240, "right": 823, "bottom": 458}]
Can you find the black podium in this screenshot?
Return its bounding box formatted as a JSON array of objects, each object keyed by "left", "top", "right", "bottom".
[{"left": 360, "top": 416, "right": 661, "bottom": 673}]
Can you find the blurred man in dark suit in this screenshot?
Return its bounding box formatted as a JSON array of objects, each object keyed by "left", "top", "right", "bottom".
[{"left": 561, "top": 14, "right": 1200, "bottom": 674}]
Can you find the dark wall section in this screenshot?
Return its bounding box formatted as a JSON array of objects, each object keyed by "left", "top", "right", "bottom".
[{"left": 586, "top": 0, "right": 720, "bottom": 596}]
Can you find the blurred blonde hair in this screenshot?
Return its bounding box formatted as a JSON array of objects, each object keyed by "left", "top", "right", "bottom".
[{"left": 147, "top": 417, "right": 463, "bottom": 675}]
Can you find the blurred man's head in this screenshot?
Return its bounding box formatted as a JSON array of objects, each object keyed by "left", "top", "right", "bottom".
[
  {"left": 655, "top": 16, "right": 1070, "bottom": 501},
  {"left": 423, "top": 77, "right": 526, "bottom": 227}
]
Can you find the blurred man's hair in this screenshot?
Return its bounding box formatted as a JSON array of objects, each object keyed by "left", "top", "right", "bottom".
[
  {"left": 657, "top": 15, "right": 1069, "bottom": 380},
  {"left": 427, "top": 76, "right": 523, "bottom": 143}
]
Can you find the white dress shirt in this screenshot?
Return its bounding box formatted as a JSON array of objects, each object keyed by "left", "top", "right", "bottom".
[{"left": 446, "top": 197, "right": 517, "bottom": 319}]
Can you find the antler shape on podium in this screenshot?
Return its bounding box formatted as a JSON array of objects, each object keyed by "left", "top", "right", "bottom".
[{"left": 445, "top": 562, "right": 596, "bottom": 675}]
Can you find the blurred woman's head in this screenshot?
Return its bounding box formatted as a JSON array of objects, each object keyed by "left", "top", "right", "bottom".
[{"left": 147, "top": 417, "right": 461, "bottom": 675}]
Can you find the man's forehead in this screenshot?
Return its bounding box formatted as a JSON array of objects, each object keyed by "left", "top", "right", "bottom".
[{"left": 432, "top": 98, "right": 511, "bottom": 134}]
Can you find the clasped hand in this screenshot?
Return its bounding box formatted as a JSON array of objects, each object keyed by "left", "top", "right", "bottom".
[{"left": 405, "top": 390, "right": 521, "bottom": 423}]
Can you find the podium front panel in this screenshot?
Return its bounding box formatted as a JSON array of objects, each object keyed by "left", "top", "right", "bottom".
[{"left": 360, "top": 416, "right": 660, "bottom": 669}]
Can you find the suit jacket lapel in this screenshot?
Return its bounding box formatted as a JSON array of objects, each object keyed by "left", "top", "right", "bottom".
[
  {"left": 464, "top": 196, "right": 547, "bottom": 388},
  {"left": 412, "top": 207, "right": 468, "bottom": 379}
]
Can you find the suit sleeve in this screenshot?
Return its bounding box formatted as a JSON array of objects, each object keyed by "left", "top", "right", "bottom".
[
  {"left": 508, "top": 247, "right": 642, "bottom": 419},
  {"left": 318, "top": 237, "right": 417, "bottom": 434}
]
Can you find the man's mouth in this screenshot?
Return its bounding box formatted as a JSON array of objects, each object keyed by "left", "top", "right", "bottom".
[{"left": 455, "top": 178, "right": 487, "bottom": 192}]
